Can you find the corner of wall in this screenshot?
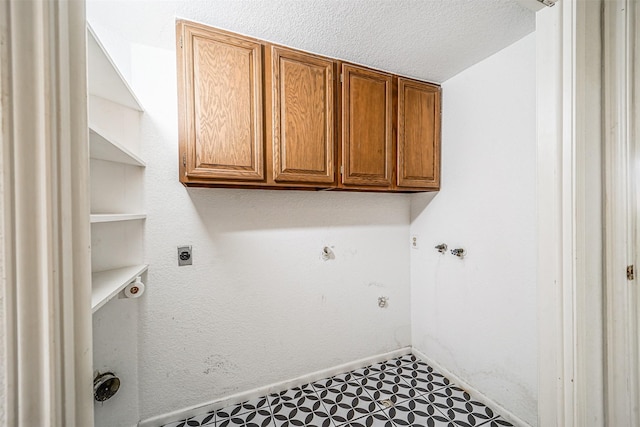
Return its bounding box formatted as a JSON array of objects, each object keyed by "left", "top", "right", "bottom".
[{"left": 408, "top": 33, "right": 537, "bottom": 426}]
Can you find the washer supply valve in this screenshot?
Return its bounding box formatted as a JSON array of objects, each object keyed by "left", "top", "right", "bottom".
[
  {"left": 434, "top": 243, "right": 448, "bottom": 254},
  {"left": 451, "top": 248, "right": 466, "bottom": 258}
]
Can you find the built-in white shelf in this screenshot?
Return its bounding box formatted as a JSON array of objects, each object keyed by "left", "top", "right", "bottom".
[
  {"left": 90, "top": 127, "right": 146, "bottom": 167},
  {"left": 87, "top": 24, "right": 144, "bottom": 112},
  {"left": 88, "top": 22, "right": 147, "bottom": 315},
  {"left": 90, "top": 213, "right": 146, "bottom": 223},
  {"left": 92, "top": 264, "right": 148, "bottom": 313}
]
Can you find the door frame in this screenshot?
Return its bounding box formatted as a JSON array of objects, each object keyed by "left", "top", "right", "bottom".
[
  {"left": 536, "top": 1, "right": 606, "bottom": 425},
  {"left": 603, "top": 0, "right": 640, "bottom": 425},
  {"left": 0, "top": 1, "right": 93, "bottom": 425}
]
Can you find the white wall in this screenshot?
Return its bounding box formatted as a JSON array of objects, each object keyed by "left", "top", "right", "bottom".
[
  {"left": 87, "top": 8, "right": 412, "bottom": 425},
  {"left": 410, "top": 34, "right": 537, "bottom": 425},
  {"left": 138, "top": 186, "right": 411, "bottom": 419},
  {"left": 93, "top": 292, "right": 141, "bottom": 427}
]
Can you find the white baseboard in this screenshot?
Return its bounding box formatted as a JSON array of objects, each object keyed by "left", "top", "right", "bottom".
[
  {"left": 138, "top": 347, "right": 411, "bottom": 427},
  {"left": 411, "top": 348, "right": 531, "bottom": 427}
]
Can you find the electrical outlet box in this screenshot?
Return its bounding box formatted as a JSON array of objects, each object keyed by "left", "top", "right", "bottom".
[{"left": 178, "top": 245, "right": 192, "bottom": 266}]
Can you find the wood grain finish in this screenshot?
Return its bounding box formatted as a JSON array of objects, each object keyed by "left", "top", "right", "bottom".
[
  {"left": 177, "top": 20, "right": 441, "bottom": 192},
  {"left": 178, "top": 22, "right": 264, "bottom": 181},
  {"left": 341, "top": 64, "right": 393, "bottom": 187},
  {"left": 272, "top": 46, "right": 335, "bottom": 184},
  {"left": 397, "top": 78, "right": 441, "bottom": 188}
]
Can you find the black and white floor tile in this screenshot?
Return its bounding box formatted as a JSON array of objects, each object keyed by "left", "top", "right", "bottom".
[{"left": 160, "top": 354, "right": 514, "bottom": 427}]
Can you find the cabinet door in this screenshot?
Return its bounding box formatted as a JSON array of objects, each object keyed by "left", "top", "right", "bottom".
[
  {"left": 271, "top": 47, "right": 335, "bottom": 184},
  {"left": 178, "top": 22, "right": 264, "bottom": 182},
  {"left": 341, "top": 64, "right": 393, "bottom": 187},
  {"left": 397, "top": 78, "right": 440, "bottom": 189}
]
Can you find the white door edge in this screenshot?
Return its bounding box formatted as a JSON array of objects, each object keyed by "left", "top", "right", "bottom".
[{"left": 603, "top": 0, "right": 640, "bottom": 425}]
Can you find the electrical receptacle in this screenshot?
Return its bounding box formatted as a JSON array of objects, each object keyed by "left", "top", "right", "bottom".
[{"left": 178, "top": 245, "right": 192, "bottom": 266}]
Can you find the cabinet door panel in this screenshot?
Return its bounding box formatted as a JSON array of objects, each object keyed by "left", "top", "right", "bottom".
[
  {"left": 397, "top": 78, "right": 440, "bottom": 188},
  {"left": 272, "top": 47, "right": 335, "bottom": 184},
  {"left": 180, "top": 23, "right": 264, "bottom": 181},
  {"left": 342, "top": 64, "right": 393, "bottom": 187}
]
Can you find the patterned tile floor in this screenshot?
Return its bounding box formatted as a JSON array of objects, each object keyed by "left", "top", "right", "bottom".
[{"left": 161, "top": 354, "right": 514, "bottom": 427}]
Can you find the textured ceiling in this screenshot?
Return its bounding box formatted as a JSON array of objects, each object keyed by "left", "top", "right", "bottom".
[{"left": 87, "top": 0, "right": 534, "bottom": 83}]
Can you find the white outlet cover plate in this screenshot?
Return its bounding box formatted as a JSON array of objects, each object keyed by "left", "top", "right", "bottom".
[{"left": 411, "top": 235, "right": 419, "bottom": 249}]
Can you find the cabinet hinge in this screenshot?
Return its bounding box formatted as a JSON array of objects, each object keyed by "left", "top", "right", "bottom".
[
  {"left": 340, "top": 73, "right": 343, "bottom": 83},
  {"left": 627, "top": 265, "right": 634, "bottom": 280},
  {"left": 182, "top": 153, "right": 186, "bottom": 167},
  {"left": 180, "top": 36, "right": 183, "bottom": 49},
  {"left": 340, "top": 165, "right": 344, "bottom": 175}
]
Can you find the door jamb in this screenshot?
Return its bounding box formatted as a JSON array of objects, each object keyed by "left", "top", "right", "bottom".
[{"left": 536, "top": 1, "right": 605, "bottom": 425}]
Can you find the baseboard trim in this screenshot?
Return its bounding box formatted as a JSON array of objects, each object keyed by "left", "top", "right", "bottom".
[
  {"left": 411, "top": 348, "right": 531, "bottom": 427},
  {"left": 138, "top": 347, "right": 411, "bottom": 427}
]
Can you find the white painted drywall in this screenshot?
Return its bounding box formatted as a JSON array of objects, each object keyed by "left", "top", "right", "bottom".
[
  {"left": 93, "top": 294, "right": 141, "bottom": 427},
  {"left": 410, "top": 34, "right": 537, "bottom": 425},
  {"left": 138, "top": 186, "right": 412, "bottom": 419}
]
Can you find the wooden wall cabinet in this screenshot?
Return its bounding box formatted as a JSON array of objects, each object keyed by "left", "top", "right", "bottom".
[
  {"left": 178, "top": 21, "right": 337, "bottom": 188},
  {"left": 396, "top": 78, "right": 441, "bottom": 190},
  {"left": 178, "top": 22, "right": 265, "bottom": 183},
  {"left": 339, "top": 67, "right": 441, "bottom": 191},
  {"left": 340, "top": 64, "right": 394, "bottom": 189},
  {"left": 269, "top": 46, "right": 336, "bottom": 185},
  {"left": 177, "top": 20, "right": 441, "bottom": 192}
]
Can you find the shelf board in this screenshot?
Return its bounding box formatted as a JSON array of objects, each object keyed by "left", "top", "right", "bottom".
[
  {"left": 87, "top": 24, "right": 144, "bottom": 112},
  {"left": 89, "top": 127, "right": 146, "bottom": 166},
  {"left": 92, "top": 265, "right": 148, "bottom": 313},
  {"left": 90, "top": 213, "right": 146, "bottom": 223}
]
